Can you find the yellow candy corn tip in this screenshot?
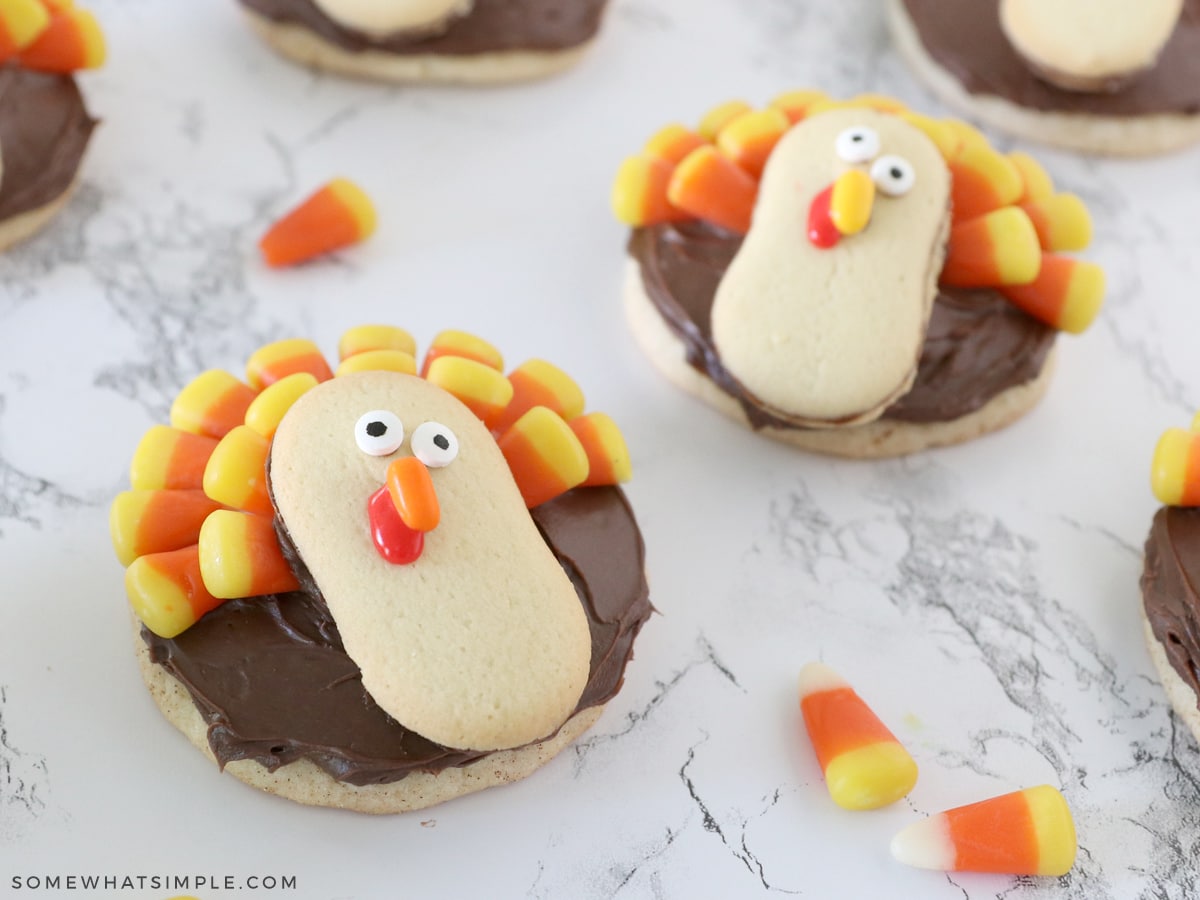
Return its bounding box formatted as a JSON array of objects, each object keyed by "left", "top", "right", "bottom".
[
  {"left": 698, "top": 100, "right": 751, "bottom": 140},
  {"left": 612, "top": 157, "right": 655, "bottom": 226},
  {"left": 327, "top": 178, "right": 377, "bottom": 238},
  {"left": 823, "top": 743, "right": 918, "bottom": 810},
  {"left": 1025, "top": 785, "right": 1077, "bottom": 877},
  {"left": 338, "top": 324, "right": 417, "bottom": 361},
  {"left": 829, "top": 169, "right": 875, "bottom": 237},
  {"left": 110, "top": 491, "right": 149, "bottom": 567},
  {"left": 244, "top": 372, "right": 319, "bottom": 439},
  {"left": 335, "top": 349, "right": 417, "bottom": 377},
  {"left": 1, "top": 0, "right": 50, "bottom": 47},
  {"left": 1151, "top": 428, "right": 1192, "bottom": 506},
  {"left": 125, "top": 558, "right": 193, "bottom": 639},
  {"left": 1057, "top": 263, "right": 1104, "bottom": 335}
]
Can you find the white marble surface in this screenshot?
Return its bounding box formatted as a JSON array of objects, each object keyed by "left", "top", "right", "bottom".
[{"left": 2, "top": 1, "right": 1200, "bottom": 897}]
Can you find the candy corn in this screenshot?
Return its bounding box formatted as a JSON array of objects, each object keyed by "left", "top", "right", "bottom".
[
  {"left": 489, "top": 359, "right": 585, "bottom": 433},
  {"left": 386, "top": 456, "right": 440, "bottom": 532},
  {"left": 335, "top": 349, "right": 418, "bottom": 378},
  {"left": 948, "top": 144, "right": 1023, "bottom": 223},
  {"left": 0, "top": 0, "right": 50, "bottom": 60},
  {"left": 797, "top": 662, "right": 918, "bottom": 810},
  {"left": 667, "top": 146, "right": 759, "bottom": 235},
  {"left": 769, "top": 89, "right": 828, "bottom": 123},
  {"left": 1001, "top": 256, "right": 1104, "bottom": 334},
  {"left": 170, "top": 370, "right": 258, "bottom": 440},
  {"left": 420, "top": 329, "right": 503, "bottom": 377},
  {"left": 716, "top": 108, "right": 791, "bottom": 178},
  {"left": 125, "top": 545, "right": 224, "bottom": 639},
  {"left": 202, "top": 425, "right": 273, "bottom": 517},
  {"left": 897, "top": 113, "right": 960, "bottom": 159},
  {"left": 243, "top": 372, "right": 318, "bottom": 439},
  {"left": 890, "top": 785, "right": 1077, "bottom": 876},
  {"left": 1008, "top": 151, "right": 1055, "bottom": 203},
  {"left": 129, "top": 425, "right": 219, "bottom": 491},
  {"left": 245, "top": 338, "right": 333, "bottom": 390},
  {"left": 18, "top": 2, "right": 103, "bottom": 72},
  {"left": 941, "top": 208, "right": 1041, "bottom": 288},
  {"left": 698, "top": 99, "right": 751, "bottom": 141},
  {"left": 569, "top": 412, "right": 632, "bottom": 486},
  {"left": 1019, "top": 194, "right": 1092, "bottom": 252},
  {"left": 425, "top": 355, "right": 514, "bottom": 423},
  {"left": 497, "top": 406, "right": 590, "bottom": 508},
  {"left": 643, "top": 124, "right": 707, "bottom": 166},
  {"left": 829, "top": 169, "right": 875, "bottom": 238},
  {"left": 611, "top": 156, "right": 686, "bottom": 228},
  {"left": 110, "top": 489, "right": 221, "bottom": 567},
  {"left": 1151, "top": 427, "right": 1200, "bottom": 506},
  {"left": 198, "top": 510, "right": 299, "bottom": 599},
  {"left": 258, "top": 178, "right": 376, "bottom": 268},
  {"left": 338, "top": 324, "right": 417, "bottom": 362}
]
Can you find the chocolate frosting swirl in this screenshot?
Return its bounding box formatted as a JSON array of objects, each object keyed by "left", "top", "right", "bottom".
[
  {"left": 238, "top": 0, "right": 607, "bottom": 55},
  {"left": 0, "top": 66, "right": 96, "bottom": 221},
  {"left": 1142, "top": 507, "right": 1200, "bottom": 709},
  {"left": 144, "top": 486, "right": 652, "bottom": 786},
  {"left": 900, "top": 0, "right": 1200, "bottom": 115},
  {"left": 627, "top": 220, "right": 1056, "bottom": 428}
]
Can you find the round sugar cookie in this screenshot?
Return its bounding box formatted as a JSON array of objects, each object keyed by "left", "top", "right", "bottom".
[
  {"left": 886, "top": 0, "right": 1200, "bottom": 156},
  {"left": 238, "top": 0, "right": 607, "bottom": 84}
]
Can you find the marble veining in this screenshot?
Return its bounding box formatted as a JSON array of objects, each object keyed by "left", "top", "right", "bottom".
[{"left": 0, "top": 687, "right": 49, "bottom": 842}]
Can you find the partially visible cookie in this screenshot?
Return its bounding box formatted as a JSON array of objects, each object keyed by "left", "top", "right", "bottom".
[
  {"left": 237, "top": 0, "right": 607, "bottom": 84},
  {"left": 888, "top": 0, "right": 1200, "bottom": 155}
]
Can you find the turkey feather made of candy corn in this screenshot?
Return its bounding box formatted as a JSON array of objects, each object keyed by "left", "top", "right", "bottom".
[
  {"left": 613, "top": 90, "right": 1103, "bottom": 426},
  {"left": 112, "top": 326, "right": 631, "bottom": 641},
  {"left": 0, "top": 0, "right": 106, "bottom": 71}
]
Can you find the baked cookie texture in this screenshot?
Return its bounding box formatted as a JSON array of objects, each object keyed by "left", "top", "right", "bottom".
[
  {"left": 237, "top": 0, "right": 608, "bottom": 84},
  {"left": 888, "top": 0, "right": 1200, "bottom": 155},
  {"left": 612, "top": 90, "right": 1102, "bottom": 458},
  {"left": 111, "top": 327, "right": 652, "bottom": 812}
]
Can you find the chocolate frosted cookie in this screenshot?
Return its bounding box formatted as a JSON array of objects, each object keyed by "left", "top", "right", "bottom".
[
  {"left": 611, "top": 90, "right": 1103, "bottom": 458},
  {"left": 112, "top": 326, "right": 652, "bottom": 812},
  {"left": 237, "top": 0, "right": 609, "bottom": 83},
  {"left": 888, "top": 0, "right": 1200, "bottom": 155}
]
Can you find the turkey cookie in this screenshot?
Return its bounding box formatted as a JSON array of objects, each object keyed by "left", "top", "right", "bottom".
[
  {"left": 612, "top": 91, "right": 1104, "bottom": 458},
  {"left": 888, "top": 0, "right": 1200, "bottom": 155},
  {"left": 237, "top": 0, "right": 608, "bottom": 84},
  {"left": 0, "top": 2, "right": 104, "bottom": 250},
  {"left": 1142, "top": 417, "right": 1200, "bottom": 747},
  {"left": 111, "top": 326, "right": 651, "bottom": 813}
]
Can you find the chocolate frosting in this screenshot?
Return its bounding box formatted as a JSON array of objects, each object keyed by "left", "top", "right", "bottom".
[
  {"left": 900, "top": 0, "right": 1200, "bottom": 115},
  {"left": 627, "top": 220, "right": 1055, "bottom": 428},
  {"left": 0, "top": 66, "right": 96, "bottom": 221},
  {"left": 1142, "top": 507, "right": 1200, "bottom": 711},
  {"left": 238, "top": 0, "right": 607, "bottom": 55},
  {"left": 144, "top": 486, "right": 652, "bottom": 786}
]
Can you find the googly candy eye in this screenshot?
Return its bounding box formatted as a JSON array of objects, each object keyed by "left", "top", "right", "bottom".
[
  {"left": 411, "top": 421, "right": 459, "bottom": 468},
  {"left": 355, "top": 410, "right": 404, "bottom": 456},
  {"left": 870, "top": 155, "right": 916, "bottom": 196},
  {"left": 835, "top": 126, "right": 880, "bottom": 164}
]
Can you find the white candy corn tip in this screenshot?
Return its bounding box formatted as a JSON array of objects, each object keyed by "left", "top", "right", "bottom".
[
  {"left": 889, "top": 815, "right": 956, "bottom": 871},
  {"left": 797, "top": 661, "right": 850, "bottom": 698}
]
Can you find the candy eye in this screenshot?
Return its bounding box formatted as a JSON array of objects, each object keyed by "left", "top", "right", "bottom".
[
  {"left": 411, "top": 421, "right": 459, "bottom": 468},
  {"left": 870, "top": 155, "right": 916, "bottom": 196},
  {"left": 835, "top": 126, "right": 880, "bottom": 163},
  {"left": 355, "top": 410, "right": 404, "bottom": 456}
]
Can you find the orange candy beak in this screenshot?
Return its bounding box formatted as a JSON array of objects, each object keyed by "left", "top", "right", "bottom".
[{"left": 386, "top": 456, "right": 440, "bottom": 533}]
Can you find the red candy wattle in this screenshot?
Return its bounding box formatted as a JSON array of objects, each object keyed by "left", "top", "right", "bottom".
[{"left": 367, "top": 485, "right": 424, "bottom": 564}]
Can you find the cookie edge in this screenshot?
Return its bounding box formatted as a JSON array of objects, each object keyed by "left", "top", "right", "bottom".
[{"left": 1141, "top": 610, "right": 1200, "bottom": 746}]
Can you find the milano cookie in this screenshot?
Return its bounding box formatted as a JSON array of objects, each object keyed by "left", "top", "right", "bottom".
[
  {"left": 236, "top": 0, "right": 609, "bottom": 84},
  {"left": 613, "top": 90, "right": 1103, "bottom": 458},
  {"left": 888, "top": 0, "right": 1200, "bottom": 155},
  {"left": 111, "top": 326, "right": 652, "bottom": 813}
]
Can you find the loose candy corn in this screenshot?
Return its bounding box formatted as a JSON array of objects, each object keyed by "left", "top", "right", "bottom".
[
  {"left": 1001, "top": 256, "right": 1104, "bottom": 334},
  {"left": 170, "top": 370, "right": 257, "bottom": 440},
  {"left": 425, "top": 355, "right": 514, "bottom": 423},
  {"left": 243, "top": 372, "right": 319, "bottom": 439},
  {"left": 490, "top": 359, "right": 585, "bottom": 433},
  {"left": 125, "top": 545, "right": 223, "bottom": 639},
  {"left": 668, "top": 146, "right": 758, "bottom": 235},
  {"left": 198, "top": 510, "right": 299, "bottom": 599},
  {"left": 245, "top": 338, "right": 333, "bottom": 390},
  {"left": 202, "top": 425, "right": 273, "bottom": 517},
  {"left": 18, "top": 2, "right": 103, "bottom": 71},
  {"left": 498, "top": 406, "right": 590, "bottom": 508},
  {"left": 110, "top": 489, "right": 221, "bottom": 567},
  {"left": 941, "top": 208, "right": 1041, "bottom": 287},
  {"left": 129, "top": 425, "right": 219, "bottom": 491},
  {"left": 570, "top": 413, "right": 632, "bottom": 486},
  {"left": 258, "top": 178, "right": 376, "bottom": 268},
  {"left": 0, "top": 0, "right": 49, "bottom": 60},
  {"left": 420, "top": 329, "right": 503, "bottom": 377},
  {"left": 890, "top": 785, "right": 1077, "bottom": 876},
  {"left": 1151, "top": 427, "right": 1200, "bottom": 506},
  {"left": 797, "top": 662, "right": 918, "bottom": 810}
]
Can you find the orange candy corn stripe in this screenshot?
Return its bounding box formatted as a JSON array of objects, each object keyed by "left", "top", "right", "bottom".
[
  {"left": 18, "top": 3, "right": 103, "bottom": 71},
  {"left": 425, "top": 355, "right": 514, "bottom": 423},
  {"left": 890, "top": 785, "right": 1077, "bottom": 876},
  {"left": 490, "top": 359, "right": 585, "bottom": 433},
  {"left": 498, "top": 406, "right": 590, "bottom": 508},
  {"left": 948, "top": 144, "right": 1023, "bottom": 224},
  {"left": 797, "top": 662, "right": 918, "bottom": 810},
  {"left": 245, "top": 338, "right": 333, "bottom": 390},
  {"left": 126, "top": 545, "right": 225, "bottom": 639},
  {"left": 203, "top": 425, "right": 273, "bottom": 517},
  {"left": 570, "top": 413, "right": 632, "bottom": 486},
  {"left": 1001, "top": 256, "right": 1104, "bottom": 334},
  {"left": 769, "top": 89, "right": 828, "bottom": 123},
  {"left": 129, "top": 425, "right": 219, "bottom": 491},
  {"left": 259, "top": 178, "right": 376, "bottom": 268},
  {"left": 110, "top": 489, "right": 221, "bottom": 567},
  {"left": 667, "top": 146, "right": 759, "bottom": 235},
  {"left": 0, "top": 0, "right": 50, "bottom": 60},
  {"left": 941, "top": 208, "right": 1041, "bottom": 288},
  {"left": 170, "top": 370, "right": 258, "bottom": 440},
  {"left": 198, "top": 510, "right": 300, "bottom": 600}
]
